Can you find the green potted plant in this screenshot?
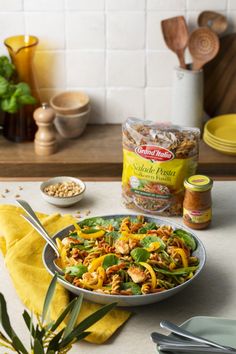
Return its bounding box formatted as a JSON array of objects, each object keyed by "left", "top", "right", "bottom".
[
  {"left": 0, "top": 274, "right": 116, "bottom": 353},
  {"left": 0, "top": 56, "right": 36, "bottom": 114},
  {"left": 0, "top": 55, "right": 38, "bottom": 142}
]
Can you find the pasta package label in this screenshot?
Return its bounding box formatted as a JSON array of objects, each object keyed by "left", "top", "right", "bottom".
[{"left": 122, "top": 118, "right": 200, "bottom": 216}]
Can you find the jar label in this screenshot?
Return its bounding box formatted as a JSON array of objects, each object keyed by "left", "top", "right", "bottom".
[{"left": 183, "top": 208, "right": 212, "bottom": 224}]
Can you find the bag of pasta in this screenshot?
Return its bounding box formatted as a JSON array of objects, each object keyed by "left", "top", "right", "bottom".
[{"left": 122, "top": 118, "right": 200, "bottom": 216}]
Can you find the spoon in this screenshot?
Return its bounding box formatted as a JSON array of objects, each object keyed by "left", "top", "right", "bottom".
[
  {"left": 158, "top": 343, "right": 235, "bottom": 353},
  {"left": 161, "top": 16, "right": 189, "bottom": 69},
  {"left": 160, "top": 320, "right": 236, "bottom": 352},
  {"left": 151, "top": 332, "right": 207, "bottom": 347},
  {"left": 16, "top": 199, "right": 63, "bottom": 273},
  {"left": 188, "top": 27, "right": 220, "bottom": 71},
  {"left": 198, "top": 11, "right": 228, "bottom": 35}
]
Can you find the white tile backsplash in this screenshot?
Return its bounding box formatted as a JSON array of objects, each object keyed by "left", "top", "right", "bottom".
[
  {"left": 66, "top": 0, "right": 105, "bottom": 11},
  {"left": 106, "top": 0, "right": 145, "bottom": 11},
  {"left": 147, "top": 51, "right": 178, "bottom": 87},
  {"left": 0, "top": 13, "right": 25, "bottom": 54},
  {"left": 66, "top": 51, "right": 105, "bottom": 87},
  {"left": 145, "top": 87, "right": 172, "bottom": 122},
  {"left": 0, "top": 0, "right": 234, "bottom": 123},
  {"left": 106, "top": 88, "right": 144, "bottom": 123},
  {"left": 0, "top": 0, "right": 22, "bottom": 11},
  {"left": 187, "top": 0, "right": 227, "bottom": 11},
  {"left": 107, "top": 51, "right": 145, "bottom": 87},
  {"left": 24, "top": 0, "right": 64, "bottom": 11},
  {"left": 147, "top": 0, "right": 186, "bottom": 11},
  {"left": 229, "top": 0, "right": 236, "bottom": 10},
  {"left": 66, "top": 12, "right": 105, "bottom": 50},
  {"left": 147, "top": 11, "right": 185, "bottom": 50},
  {"left": 34, "top": 51, "right": 66, "bottom": 89},
  {"left": 25, "top": 12, "right": 65, "bottom": 50},
  {"left": 107, "top": 12, "right": 145, "bottom": 49}
]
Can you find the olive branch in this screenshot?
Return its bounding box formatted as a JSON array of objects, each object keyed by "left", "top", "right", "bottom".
[{"left": 0, "top": 274, "right": 116, "bottom": 354}]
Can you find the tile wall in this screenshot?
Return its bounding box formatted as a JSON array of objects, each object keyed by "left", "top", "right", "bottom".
[{"left": 0, "top": 0, "right": 235, "bottom": 124}]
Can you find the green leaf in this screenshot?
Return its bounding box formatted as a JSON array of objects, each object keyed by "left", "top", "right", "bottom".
[
  {"left": 34, "top": 324, "right": 45, "bottom": 342},
  {"left": 62, "top": 294, "right": 83, "bottom": 339},
  {"left": 140, "top": 235, "right": 166, "bottom": 250},
  {"left": 1, "top": 96, "right": 18, "bottom": 113},
  {"left": 0, "top": 294, "right": 28, "bottom": 353},
  {"left": 0, "top": 76, "right": 9, "bottom": 96},
  {"left": 138, "top": 222, "right": 157, "bottom": 234},
  {"left": 42, "top": 274, "right": 58, "bottom": 324},
  {"left": 12, "top": 335, "right": 28, "bottom": 354},
  {"left": 75, "top": 331, "right": 91, "bottom": 341},
  {"left": 50, "top": 297, "right": 77, "bottom": 332},
  {"left": 122, "top": 282, "right": 142, "bottom": 295},
  {"left": 173, "top": 229, "right": 197, "bottom": 251},
  {"left": 130, "top": 248, "right": 150, "bottom": 262},
  {"left": 105, "top": 231, "right": 120, "bottom": 245},
  {"left": 154, "top": 265, "right": 199, "bottom": 276},
  {"left": 22, "top": 310, "right": 35, "bottom": 337},
  {"left": 60, "top": 302, "right": 116, "bottom": 348},
  {"left": 0, "top": 293, "right": 13, "bottom": 339},
  {"left": 46, "top": 329, "right": 64, "bottom": 352},
  {"left": 0, "top": 56, "right": 15, "bottom": 79},
  {"left": 33, "top": 338, "right": 44, "bottom": 354},
  {"left": 65, "top": 265, "right": 88, "bottom": 278},
  {"left": 18, "top": 94, "right": 37, "bottom": 105},
  {"left": 14, "top": 82, "right": 31, "bottom": 96},
  {"left": 102, "top": 254, "right": 119, "bottom": 270}
]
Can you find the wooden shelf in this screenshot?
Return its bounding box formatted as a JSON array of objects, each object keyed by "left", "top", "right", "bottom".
[{"left": 0, "top": 124, "right": 235, "bottom": 179}]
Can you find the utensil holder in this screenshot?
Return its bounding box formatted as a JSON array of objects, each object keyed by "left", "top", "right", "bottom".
[{"left": 171, "top": 66, "right": 204, "bottom": 130}]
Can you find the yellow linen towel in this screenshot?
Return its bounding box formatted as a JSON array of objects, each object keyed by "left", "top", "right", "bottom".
[{"left": 0, "top": 205, "right": 130, "bottom": 344}]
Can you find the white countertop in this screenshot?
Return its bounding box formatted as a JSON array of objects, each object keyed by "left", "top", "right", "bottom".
[{"left": 0, "top": 180, "right": 236, "bottom": 354}]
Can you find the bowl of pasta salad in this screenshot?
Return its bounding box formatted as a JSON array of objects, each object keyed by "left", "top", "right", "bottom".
[{"left": 43, "top": 214, "right": 206, "bottom": 306}]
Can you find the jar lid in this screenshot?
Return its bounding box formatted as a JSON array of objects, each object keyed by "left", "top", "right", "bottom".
[{"left": 184, "top": 175, "right": 213, "bottom": 192}]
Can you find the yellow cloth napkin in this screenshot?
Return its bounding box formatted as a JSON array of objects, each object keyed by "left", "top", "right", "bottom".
[{"left": 0, "top": 205, "right": 130, "bottom": 344}]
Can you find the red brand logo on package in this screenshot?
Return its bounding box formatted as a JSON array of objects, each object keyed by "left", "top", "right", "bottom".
[{"left": 135, "top": 145, "right": 174, "bottom": 162}]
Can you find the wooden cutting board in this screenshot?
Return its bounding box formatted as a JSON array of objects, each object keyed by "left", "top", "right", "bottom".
[{"left": 204, "top": 33, "right": 236, "bottom": 117}]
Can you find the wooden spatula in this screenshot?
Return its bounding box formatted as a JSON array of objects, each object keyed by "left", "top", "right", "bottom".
[
  {"left": 188, "top": 27, "right": 220, "bottom": 71},
  {"left": 161, "top": 16, "right": 189, "bottom": 69},
  {"left": 198, "top": 11, "right": 228, "bottom": 35}
]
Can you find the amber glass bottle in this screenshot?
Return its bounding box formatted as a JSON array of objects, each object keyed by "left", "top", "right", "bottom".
[{"left": 183, "top": 175, "right": 213, "bottom": 230}]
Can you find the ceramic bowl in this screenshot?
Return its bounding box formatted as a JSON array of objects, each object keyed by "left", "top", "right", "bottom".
[
  {"left": 50, "top": 91, "right": 90, "bottom": 115},
  {"left": 54, "top": 107, "right": 91, "bottom": 139},
  {"left": 40, "top": 176, "right": 86, "bottom": 207},
  {"left": 43, "top": 214, "right": 206, "bottom": 306}
]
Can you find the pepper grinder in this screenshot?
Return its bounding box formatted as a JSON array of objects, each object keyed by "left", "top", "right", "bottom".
[{"left": 33, "top": 103, "right": 57, "bottom": 156}]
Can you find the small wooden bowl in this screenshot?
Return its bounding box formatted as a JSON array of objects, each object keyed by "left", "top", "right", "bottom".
[{"left": 50, "top": 91, "right": 90, "bottom": 115}]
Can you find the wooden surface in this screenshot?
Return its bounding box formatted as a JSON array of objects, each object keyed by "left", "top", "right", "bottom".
[
  {"left": 204, "top": 33, "right": 236, "bottom": 117},
  {"left": 0, "top": 124, "right": 235, "bottom": 178}
]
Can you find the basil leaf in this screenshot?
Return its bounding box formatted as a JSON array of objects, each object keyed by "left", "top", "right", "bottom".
[
  {"left": 0, "top": 76, "right": 8, "bottom": 96},
  {"left": 1, "top": 96, "right": 18, "bottom": 113},
  {"left": 138, "top": 222, "right": 157, "bottom": 234},
  {"left": 102, "top": 255, "right": 119, "bottom": 270},
  {"left": 122, "top": 282, "right": 141, "bottom": 295},
  {"left": 105, "top": 231, "right": 120, "bottom": 244},
  {"left": 140, "top": 236, "right": 166, "bottom": 250},
  {"left": 18, "top": 94, "right": 36, "bottom": 105},
  {"left": 131, "top": 247, "right": 150, "bottom": 262},
  {"left": 173, "top": 229, "right": 197, "bottom": 251},
  {"left": 65, "top": 265, "right": 88, "bottom": 277}
]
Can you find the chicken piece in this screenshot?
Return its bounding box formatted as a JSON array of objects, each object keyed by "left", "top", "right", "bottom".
[
  {"left": 115, "top": 240, "right": 130, "bottom": 255},
  {"left": 82, "top": 272, "right": 98, "bottom": 285},
  {"left": 128, "top": 238, "right": 139, "bottom": 250},
  {"left": 127, "top": 266, "right": 146, "bottom": 283},
  {"left": 62, "top": 237, "right": 80, "bottom": 246}
]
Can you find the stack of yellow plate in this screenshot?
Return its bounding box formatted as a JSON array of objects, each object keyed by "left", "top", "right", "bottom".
[{"left": 203, "top": 114, "right": 236, "bottom": 156}]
